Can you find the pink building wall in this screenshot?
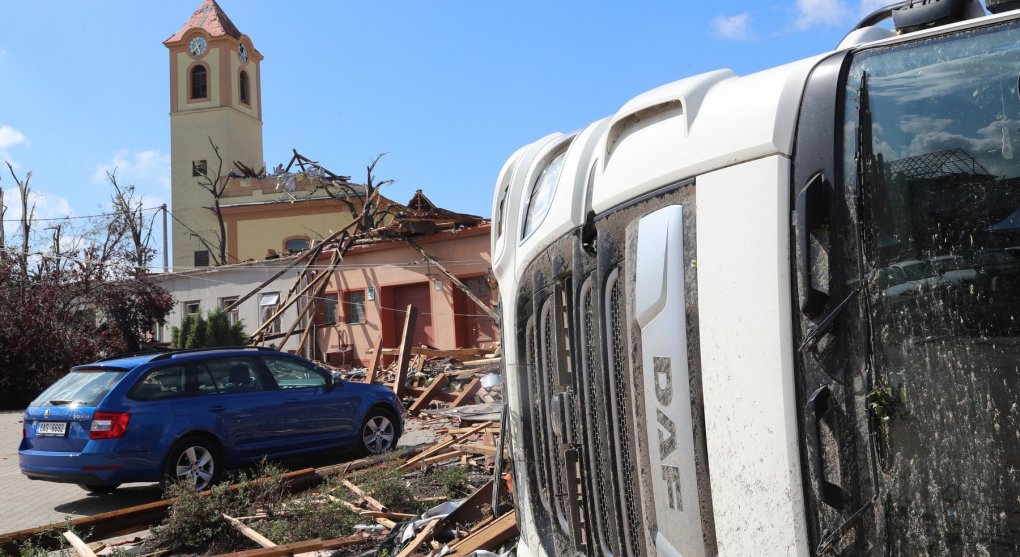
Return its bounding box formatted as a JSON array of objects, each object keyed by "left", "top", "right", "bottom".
[{"left": 313, "top": 224, "right": 497, "bottom": 368}]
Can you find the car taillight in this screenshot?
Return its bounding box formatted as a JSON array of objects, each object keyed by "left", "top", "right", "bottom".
[{"left": 90, "top": 412, "right": 130, "bottom": 439}]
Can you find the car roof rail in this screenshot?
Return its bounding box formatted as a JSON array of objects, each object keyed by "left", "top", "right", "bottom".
[
  {"left": 149, "top": 345, "right": 279, "bottom": 362},
  {"left": 96, "top": 349, "right": 169, "bottom": 362}
]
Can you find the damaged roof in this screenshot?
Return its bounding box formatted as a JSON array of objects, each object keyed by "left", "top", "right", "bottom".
[{"left": 165, "top": 0, "right": 242, "bottom": 44}]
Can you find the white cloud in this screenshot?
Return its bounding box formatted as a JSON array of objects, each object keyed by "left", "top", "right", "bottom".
[
  {"left": 712, "top": 13, "right": 755, "bottom": 41},
  {"left": 1, "top": 187, "right": 74, "bottom": 222},
  {"left": 93, "top": 149, "right": 171, "bottom": 191},
  {"left": 856, "top": 0, "right": 893, "bottom": 17},
  {"left": 0, "top": 125, "right": 26, "bottom": 150},
  {"left": 795, "top": 0, "right": 851, "bottom": 29}
]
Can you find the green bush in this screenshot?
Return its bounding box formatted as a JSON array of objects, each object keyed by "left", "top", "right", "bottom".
[
  {"left": 148, "top": 461, "right": 287, "bottom": 553},
  {"left": 171, "top": 308, "right": 246, "bottom": 349},
  {"left": 435, "top": 465, "right": 471, "bottom": 499}
]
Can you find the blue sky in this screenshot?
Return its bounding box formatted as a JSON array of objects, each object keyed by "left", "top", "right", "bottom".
[{"left": 0, "top": 0, "right": 891, "bottom": 264}]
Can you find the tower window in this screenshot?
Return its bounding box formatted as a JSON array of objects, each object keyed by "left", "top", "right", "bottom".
[
  {"left": 190, "top": 65, "right": 208, "bottom": 100},
  {"left": 239, "top": 71, "right": 250, "bottom": 105},
  {"left": 192, "top": 160, "right": 208, "bottom": 177}
]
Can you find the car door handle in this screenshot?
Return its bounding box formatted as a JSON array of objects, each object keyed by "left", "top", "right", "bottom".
[{"left": 207, "top": 405, "right": 226, "bottom": 412}]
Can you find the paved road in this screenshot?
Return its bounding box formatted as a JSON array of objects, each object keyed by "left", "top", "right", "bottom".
[
  {"left": 0, "top": 409, "right": 441, "bottom": 535},
  {"left": 0, "top": 410, "right": 165, "bottom": 533}
]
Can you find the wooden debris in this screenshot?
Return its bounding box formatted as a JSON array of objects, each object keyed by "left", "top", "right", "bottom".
[
  {"left": 223, "top": 514, "right": 277, "bottom": 548},
  {"left": 342, "top": 479, "right": 387, "bottom": 511},
  {"left": 392, "top": 304, "right": 418, "bottom": 396},
  {"left": 450, "top": 377, "right": 482, "bottom": 408},
  {"left": 365, "top": 336, "right": 384, "bottom": 383},
  {"left": 446, "top": 510, "right": 518, "bottom": 555},
  {"left": 395, "top": 518, "right": 439, "bottom": 557},
  {"left": 399, "top": 421, "right": 494, "bottom": 471},
  {"left": 62, "top": 532, "right": 97, "bottom": 557},
  {"left": 408, "top": 374, "right": 449, "bottom": 415}
]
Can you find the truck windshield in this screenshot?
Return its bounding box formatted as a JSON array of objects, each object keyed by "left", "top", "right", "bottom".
[{"left": 846, "top": 21, "right": 1020, "bottom": 554}]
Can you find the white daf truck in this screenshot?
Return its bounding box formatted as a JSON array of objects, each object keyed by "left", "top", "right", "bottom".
[{"left": 490, "top": 1, "right": 1020, "bottom": 555}]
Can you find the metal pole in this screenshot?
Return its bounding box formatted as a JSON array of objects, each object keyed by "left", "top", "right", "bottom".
[{"left": 162, "top": 204, "right": 169, "bottom": 273}]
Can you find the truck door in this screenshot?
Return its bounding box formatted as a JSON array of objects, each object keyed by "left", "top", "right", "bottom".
[{"left": 795, "top": 20, "right": 1020, "bottom": 555}]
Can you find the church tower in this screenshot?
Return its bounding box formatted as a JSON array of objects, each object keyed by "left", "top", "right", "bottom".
[{"left": 164, "top": 0, "right": 263, "bottom": 270}]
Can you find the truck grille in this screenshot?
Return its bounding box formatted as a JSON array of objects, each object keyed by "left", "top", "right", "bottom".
[{"left": 516, "top": 238, "right": 643, "bottom": 556}]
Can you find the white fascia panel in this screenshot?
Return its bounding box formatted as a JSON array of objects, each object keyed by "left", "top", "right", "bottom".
[
  {"left": 695, "top": 156, "right": 808, "bottom": 555},
  {"left": 592, "top": 57, "right": 822, "bottom": 214}
]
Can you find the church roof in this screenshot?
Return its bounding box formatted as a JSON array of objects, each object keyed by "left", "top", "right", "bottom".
[{"left": 164, "top": 0, "right": 242, "bottom": 44}]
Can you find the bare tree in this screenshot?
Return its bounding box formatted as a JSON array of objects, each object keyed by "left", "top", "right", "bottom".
[
  {"left": 306, "top": 153, "right": 399, "bottom": 233},
  {"left": 6, "top": 163, "right": 35, "bottom": 284},
  {"left": 195, "top": 136, "right": 229, "bottom": 265},
  {"left": 107, "top": 170, "right": 158, "bottom": 277}
]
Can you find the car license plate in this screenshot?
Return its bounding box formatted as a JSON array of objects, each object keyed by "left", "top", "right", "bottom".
[{"left": 36, "top": 421, "right": 67, "bottom": 436}]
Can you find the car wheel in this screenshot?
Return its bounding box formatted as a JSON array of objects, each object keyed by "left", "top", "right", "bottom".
[
  {"left": 359, "top": 409, "right": 398, "bottom": 455},
  {"left": 164, "top": 436, "right": 221, "bottom": 490},
  {"left": 77, "top": 483, "right": 120, "bottom": 495}
]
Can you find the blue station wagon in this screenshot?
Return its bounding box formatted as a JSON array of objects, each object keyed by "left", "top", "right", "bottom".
[{"left": 19, "top": 347, "right": 404, "bottom": 493}]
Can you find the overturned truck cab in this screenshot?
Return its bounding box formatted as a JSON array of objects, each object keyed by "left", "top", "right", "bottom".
[{"left": 491, "top": 1, "right": 1020, "bottom": 555}]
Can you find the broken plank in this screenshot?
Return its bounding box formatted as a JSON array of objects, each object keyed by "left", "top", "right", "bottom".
[
  {"left": 62, "top": 532, "right": 97, "bottom": 557},
  {"left": 341, "top": 479, "right": 387, "bottom": 511},
  {"left": 435, "top": 481, "right": 493, "bottom": 533},
  {"left": 449, "top": 377, "right": 481, "bottom": 408},
  {"left": 392, "top": 304, "right": 418, "bottom": 397},
  {"left": 211, "top": 536, "right": 365, "bottom": 557},
  {"left": 398, "top": 421, "right": 494, "bottom": 471},
  {"left": 447, "top": 510, "right": 518, "bottom": 555},
  {"left": 452, "top": 443, "right": 499, "bottom": 457},
  {"left": 223, "top": 514, "right": 277, "bottom": 548},
  {"left": 420, "top": 450, "right": 469, "bottom": 466},
  {"left": 395, "top": 518, "right": 440, "bottom": 557},
  {"left": 380, "top": 347, "right": 489, "bottom": 359},
  {"left": 408, "top": 374, "right": 449, "bottom": 415},
  {"left": 365, "top": 336, "right": 384, "bottom": 384},
  {"left": 402, "top": 386, "right": 458, "bottom": 403}
]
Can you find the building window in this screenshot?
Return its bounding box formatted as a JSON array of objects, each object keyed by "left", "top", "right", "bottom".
[
  {"left": 239, "top": 71, "right": 250, "bottom": 105},
  {"left": 194, "top": 250, "right": 210, "bottom": 267},
  {"left": 285, "top": 237, "right": 309, "bottom": 252},
  {"left": 219, "top": 296, "right": 239, "bottom": 325},
  {"left": 190, "top": 65, "right": 208, "bottom": 100},
  {"left": 184, "top": 301, "right": 201, "bottom": 317},
  {"left": 316, "top": 293, "right": 338, "bottom": 325},
  {"left": 192, "top": 160, "right": 208, "bottom": 177},
  {"left": 259, "top": 292, "right": 281, "bottom": 334},
  {"left": 345, "top": 291, "right": 366, "bottom": 324}
]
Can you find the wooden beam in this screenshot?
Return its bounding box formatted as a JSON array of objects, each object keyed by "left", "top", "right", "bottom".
[
  {"left": 402, "top": 237, "right": 498, "bottom": 320},
  {"left": 450, "top": 377, "right": 482, "bottom": 408},
  {"left": 365, "top": 335, "right": 384, "bottom": 383},
  {"left": 341, "top": 479, "right": 387, "bottom": 511},
  {"left": 398, "top": 421, "right": 494, "bottom": 471},
  {"left": 210, "top": 538, "right": 325, "bottom": 557},
  {"left": 379, "top": 347, "right": 489, "bottom": 359},
  {"left": 395, "top": 518, "right": 439, "bottom": 557},
  {"left": 273, "top": 250, "right": 341, "bottom": 348},
  {"left": 249, "top": 259, "right": 333, "bottom": 339},
  {"left": 222, "top": 514, "right": 277, "bottom": 548},
  {"left": 391, "top": 304, "right": 417, "bottom": 397},
  {"left": 294, "top": 252, "right": 344, "bottom": 353},
  {"left": 62, "top": 532, "right": 98, "bottom": 557},
  {"left": 447, "top": 510, "right": 518, "bottom": 555},
  {"left": 452, "top": 443, "right": 499, "bottom": 457},
  {"left": 407, "top": 374, "right": 448, "bottom": 415},
  {"left": 402, "top": 386, "right": 458, "bottom": 403}
]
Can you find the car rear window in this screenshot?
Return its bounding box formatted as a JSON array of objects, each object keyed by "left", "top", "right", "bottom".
[
  {"left": 128, "top": 365, "right": 187, "bottom": 401},
  {"left": 31, "top": 368, "right": 128, "bottom": 407}
]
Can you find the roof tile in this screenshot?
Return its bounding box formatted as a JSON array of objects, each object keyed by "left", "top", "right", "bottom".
[{"left": 164, "top": 0, "right": 242, "bottom": 44}]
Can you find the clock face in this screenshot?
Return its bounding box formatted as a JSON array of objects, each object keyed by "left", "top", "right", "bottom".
[
  {"left": 188, "top": 36, "right": 207, "bottom": 57},
  {"left": 238, "top": 43, "right": 248, "bottom": 64}
]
